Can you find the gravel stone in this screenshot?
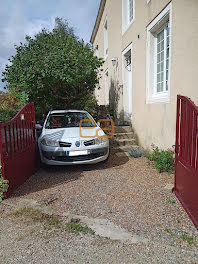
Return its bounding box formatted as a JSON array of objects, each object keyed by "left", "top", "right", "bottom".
[{"left": 0, "top": 154, "right": 198, "bottom": 263}]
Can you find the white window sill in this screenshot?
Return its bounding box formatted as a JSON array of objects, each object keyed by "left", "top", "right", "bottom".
[
  {"left": 146, "top": 93, "right": 170, "bottom": 104},
  {"left": 122, "top": 19, "right": 135, "bottom": 36}
]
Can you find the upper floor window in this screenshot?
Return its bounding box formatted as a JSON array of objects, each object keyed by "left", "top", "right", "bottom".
[
  {"left": 104, "top": 18, "right": 108, "bottom": 59},
  {"left": 122, "top": 0, "right": 135, "bottom": 33}
]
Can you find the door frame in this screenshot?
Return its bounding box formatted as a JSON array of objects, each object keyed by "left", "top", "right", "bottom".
[{"left": 122, "top": 43, "right": 132, "bottom": 119}]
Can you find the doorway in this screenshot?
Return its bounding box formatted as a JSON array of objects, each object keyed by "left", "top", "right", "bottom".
[{"left": 122, "top": 44, "right": 132, "bottom": 122}]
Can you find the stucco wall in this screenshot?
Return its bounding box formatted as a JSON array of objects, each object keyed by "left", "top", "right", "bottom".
[{"left": 92, "top": 0, "right": 198, "bottom": 150}]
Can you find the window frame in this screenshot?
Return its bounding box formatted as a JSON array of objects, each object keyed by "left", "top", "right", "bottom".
[
  {"left": 146, "top": 3, "right": 172, "bottom": 104},
  {"left": 104, "top": 68, "right": 109, "bottom": 105},
  {"left": 122, "top": 0, "right": 135, "bottom": 34}
]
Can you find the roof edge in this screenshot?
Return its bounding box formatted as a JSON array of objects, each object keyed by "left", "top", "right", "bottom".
[{"left": 90, "top": 0, "right": 106, "bottom": 44}]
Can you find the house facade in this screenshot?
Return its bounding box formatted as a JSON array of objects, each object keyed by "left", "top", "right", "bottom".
[{"left": 90, "top": 0, "right": 198, "bottom": 150}]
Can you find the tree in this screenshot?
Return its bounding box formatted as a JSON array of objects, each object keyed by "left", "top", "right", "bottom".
[
  {"left": 0, "top": 90, "right": 28, "bottom": 122},
  {"left": 2, "top": 18, "right": 103, "bottom": 119}
]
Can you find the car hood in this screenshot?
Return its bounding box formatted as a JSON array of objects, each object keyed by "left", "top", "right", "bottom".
[{"left": 41, "top": 127, "right": 105, "bottom": 141}]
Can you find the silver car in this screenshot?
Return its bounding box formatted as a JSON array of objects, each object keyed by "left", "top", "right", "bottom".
[{"left": 38, "top": 110, "right": 109, "bottom": 165}]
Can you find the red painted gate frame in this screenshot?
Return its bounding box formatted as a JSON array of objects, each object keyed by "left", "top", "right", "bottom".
[
  {"left": 175, "top": 95, "right": 198, "bottom": 230},
  {"left": 0, "top": 103, "right": 37, "bottom": 196}
]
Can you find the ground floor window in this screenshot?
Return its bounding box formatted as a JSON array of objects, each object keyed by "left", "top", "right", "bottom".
[
  {"left": 156, "top": 23, "right": 170, "bottom": 93},
  {"left": 146, "top": 3, "right": 172, "bottom": 104}
]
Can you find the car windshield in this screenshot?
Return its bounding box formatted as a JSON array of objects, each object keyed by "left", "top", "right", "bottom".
[{"left": 45, "top": 112, "right": 96, "bottom": 129}]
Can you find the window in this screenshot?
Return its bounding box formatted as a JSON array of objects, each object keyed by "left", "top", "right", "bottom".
[
  {"left": 104, "top": 18, "right": 108, "bottom": 59},
  {"left": 146, "top": 3, "right": 172, "bottom": 104},
  {"left": 122, "top": 0, "right": 135, "bottom": 33},
  {"left": 124, "top": 50, "right": 132, "bottom": 72},
  {"left": 156, "top": 23, "right": 170, "bottom": 93},
  {"left": 129, "top": 0, "right": 134, "bottom": 23}
]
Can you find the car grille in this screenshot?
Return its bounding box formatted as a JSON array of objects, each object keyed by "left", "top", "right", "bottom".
[
  {"left": 53, "top": 152, "right": 105, "bottom": 162},
  {"left": 59, "top": 141, "right": 72, "bottom": 147},
  {"left": 84, "top": 139, "right": 95, "bottom": 146}
]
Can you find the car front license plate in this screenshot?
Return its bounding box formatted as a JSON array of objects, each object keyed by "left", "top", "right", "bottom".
[{"left": 66, "top": 150, "right": 89, "bottom": 157}]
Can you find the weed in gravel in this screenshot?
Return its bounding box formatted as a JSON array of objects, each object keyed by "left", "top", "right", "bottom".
[
  {"left": 179, "top": 234, "right": 194, "bottom": 245},
  {"left": 168, "top": 200, "right": 176, "bottom": 205},
  {"left": 12, "top": 207, "right": 61, "bottom": 229},
  {"left": 48, "top": 217, "right": 61, "bottom": 228},
  {"left": 165, "top": 228, "right": 194, "bottom": 245},
  {"left": 146, "top": 144, "right": 174, "bottom": 173},
  {"left": 0, "top": 167, "right": 9, "bottom": 202},
  {"left": 12, "top": 207, "right": 43, "bottom": 221},
  {"left": 66, "top": 222, "right": 95, "bottom": 235}
]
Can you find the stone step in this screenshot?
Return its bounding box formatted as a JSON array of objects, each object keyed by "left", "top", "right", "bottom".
[
  {"left": 110, "top": 145, "right": 133, "bottom": 154},
  {"left": 113, "top": 132, "right": 135, "bottom": 139},
  {"left": 114, "top": 126, "right": 132, "bottom": 133},
  {"left": 111, "top": 138, "right": 137, "bottom": 147}
]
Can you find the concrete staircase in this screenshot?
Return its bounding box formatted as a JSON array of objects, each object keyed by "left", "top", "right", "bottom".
[{"left": 110, "top": 126, "right": 138, "bottom": 155}]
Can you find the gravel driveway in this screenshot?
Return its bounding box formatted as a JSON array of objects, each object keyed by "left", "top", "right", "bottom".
[{"left": 0, "top": 153, "right": 198, "bottom": 263}]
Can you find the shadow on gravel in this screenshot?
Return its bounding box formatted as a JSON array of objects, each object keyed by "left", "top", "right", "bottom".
[{"left": 10, "top": 151, "right": 129, "bottom": 198}]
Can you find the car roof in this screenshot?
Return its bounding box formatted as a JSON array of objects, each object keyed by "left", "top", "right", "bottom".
[{"left": 49, "top": 110, "right": 88, "bottom": 114}]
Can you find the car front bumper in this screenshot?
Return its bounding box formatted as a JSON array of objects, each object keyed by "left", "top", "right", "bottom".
[{"left": 39, "top": 145, "right": 109, "bottom": 165}]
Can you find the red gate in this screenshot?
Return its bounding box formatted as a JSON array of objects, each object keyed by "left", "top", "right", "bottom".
[
  {"left": 175, "top": 95, "right": 198, "bottom": 229},
  {"left": 0, "top": 103, "right": 37, "bottom": 196}
]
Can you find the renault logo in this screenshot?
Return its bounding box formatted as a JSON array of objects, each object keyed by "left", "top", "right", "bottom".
[{"left": 75, "top": 141, "right": 80, "bottom": 147}]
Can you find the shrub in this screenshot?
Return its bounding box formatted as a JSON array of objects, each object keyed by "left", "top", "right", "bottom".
[
  {"left": 0, "top": 168, "right": 8, "bottom": 201},
  {"left": 146, "top": 145, "right": 174, "bottom": 173},
  {"left": 129, "top": 146, "right": 145, "bottom": 158}
]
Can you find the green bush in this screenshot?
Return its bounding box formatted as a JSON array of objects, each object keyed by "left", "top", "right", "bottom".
[
  {"left": 0, "top": 168, "right": 8, "bottom": 201},
  {"left": 146, "top": 145, "right": 174, "bottom": 173},
  {"left": 129, "top": 146, "right": 145, "bottom": 158}
]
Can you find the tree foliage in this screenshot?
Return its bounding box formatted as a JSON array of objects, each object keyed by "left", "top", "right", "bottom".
[
  {"left": 0, "top": 90, "right": 28, "bottom": 122},
  {"left": 2, "top": 18, "right": 103, "bottom": 119}
]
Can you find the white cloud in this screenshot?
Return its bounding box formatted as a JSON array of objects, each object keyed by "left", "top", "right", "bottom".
[{"left": 0, "top": 0, "right": 100, "bottom": 90}]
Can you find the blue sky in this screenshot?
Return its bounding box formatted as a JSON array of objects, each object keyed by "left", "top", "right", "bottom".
[{"left": 0, "top": 0, "right": 100, "bottom": 90}]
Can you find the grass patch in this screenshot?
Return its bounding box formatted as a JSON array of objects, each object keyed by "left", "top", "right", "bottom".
[
  {"left": 48, "top": 217, "right": 61, "bottom": 228},
  {"left": 66, "top": 222, "right": 95, "bottom": 235},
  {"left": 180, "top": 234, "right": 194, "bottom": 245},
  {"left": 13, "top": 207, "right": 43, "bottom": 220},
  {"left": 168, "top": 200, "right": 176, "bottom": 205},
  {"left": 146, "top": 145, "right": 174, "bottom": 174},
  {"left": 165, "top": 228, "right": 194, "bottom": 245},
  {"left": 12, "top": 207, "right": 61, "bottom": 229},
  {"left": 12, "top": 207, "right": 95, "bottom": 235}
]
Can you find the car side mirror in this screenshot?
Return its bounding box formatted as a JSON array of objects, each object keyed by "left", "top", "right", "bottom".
[
  {"left": 35, "top": 124, "right": 43, "bottom": 131},
  {"left": 97, "top": 121, "right": 101, "bottom": 127}
]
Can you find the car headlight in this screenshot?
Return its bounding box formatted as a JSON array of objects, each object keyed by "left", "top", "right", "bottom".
[
  {"left": 41, "top": 137, "right": 59, "bottom": 147},
  {"left": 95, "top": 137, "right": 108, "bottom": 145}
]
